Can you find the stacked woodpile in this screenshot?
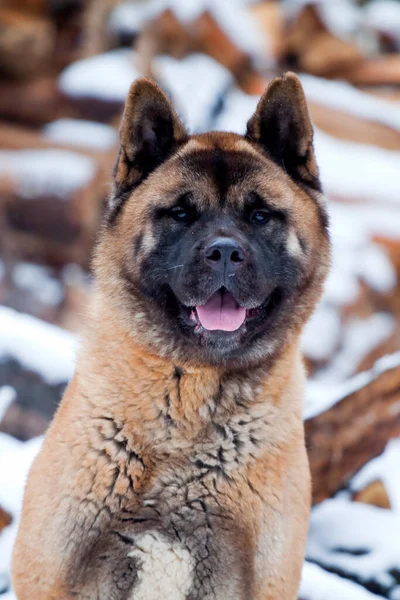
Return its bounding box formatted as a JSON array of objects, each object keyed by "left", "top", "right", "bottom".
[{"left": 0, "top": 1, "right": 400, "bottom": 598}]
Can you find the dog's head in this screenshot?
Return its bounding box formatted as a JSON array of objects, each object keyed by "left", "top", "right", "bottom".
[{"left": 95, "top": 74, "right": 330, "bottom": 367}]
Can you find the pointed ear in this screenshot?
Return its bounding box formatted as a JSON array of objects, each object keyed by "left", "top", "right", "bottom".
[
  {"left": 114, "top": 78, "right": 188, "bottom": 190},
  {"left": 246, "top": 72, "right": 321, "bottom": 192}
]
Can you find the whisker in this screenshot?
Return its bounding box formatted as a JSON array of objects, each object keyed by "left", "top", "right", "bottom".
[{"left": 165, "top": 264, "right": 185, "bottom": 271}]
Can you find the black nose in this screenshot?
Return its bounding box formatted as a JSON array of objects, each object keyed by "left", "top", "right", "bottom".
[{"left": 204, "top": 237, "right": 245, "bottom": 272}]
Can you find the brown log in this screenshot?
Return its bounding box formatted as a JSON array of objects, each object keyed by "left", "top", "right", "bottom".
[
  {"left": 284, "top": 4, "right": 364, "bottom": 77},
  {"left": 0, "top": 9, "right": 55, "bottom": 79},
  {"left": 0, "top": 76, "right": 68, "bottom": 125},
  {"left": 308, "top": 100, "right": 400, "bottom": 151},
  {"left": 249, "top": 2, "right": 285, "bottom": 62},
  {"left": 353, "top": 480, "right": 391, "bottom": 509},
  {"left": 337, "top": 55, "right": 400, "bottom": 86},
  {"left": 137, "top": 8, "right": 265, "bottom": 95},
  {"left": 0, "top": 506, "right": 12, "bottom": 534},
  {"left": 0, "top": 141, "right": 109, "bottom": 267},
  {"left": 306, "top": 352, "right": 400, "bottom": 504}
]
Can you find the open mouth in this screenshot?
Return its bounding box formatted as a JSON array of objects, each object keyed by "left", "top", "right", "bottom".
[{"left": 187, "top": 288, "right": 274, "bottom": 334}]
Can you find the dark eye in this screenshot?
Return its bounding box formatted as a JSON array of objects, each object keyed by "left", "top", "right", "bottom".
[
  {"left": 250, "top": 209, "right": 271, "bottom": 224},
  {"left": 169, "top": 205, "right": 197, "bottom": 224}
]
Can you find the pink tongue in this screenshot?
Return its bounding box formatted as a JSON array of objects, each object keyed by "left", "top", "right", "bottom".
[{"left": 196, "top": 291, "right": 246, "bottom": 332}]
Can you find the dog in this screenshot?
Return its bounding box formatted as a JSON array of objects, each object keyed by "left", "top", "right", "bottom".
[{"left": 12, "top": 72, "right": 330, "bottom": 599}]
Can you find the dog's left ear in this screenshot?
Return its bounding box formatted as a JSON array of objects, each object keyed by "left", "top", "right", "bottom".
[
  {"left": 246, "top": 72, "right": 320, "bottom": 192},
  {"left": 114, "top": 77, "right": 188, "bottom": 190}
]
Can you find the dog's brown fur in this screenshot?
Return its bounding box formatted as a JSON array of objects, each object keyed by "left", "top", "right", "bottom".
[{"left": 12, "top": 73, "right": 330, "bottom": 599}]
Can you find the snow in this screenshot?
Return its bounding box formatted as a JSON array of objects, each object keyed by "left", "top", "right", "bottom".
[
  {"left": 204, "top": 0, "right": 268, "bottom": 59},
  {"left": 315, "top": 128, "right": 400, "bottom": 206},
  {"left": 153, "top": 54, "right": 233, "bottom": 132},
  {"left": 0, "top": 434, "right": 42, "bottom": 594},
  {"left": 300, "top": 561, "right": 382, "bottom": 600},
  {"left": 108, "top": 1, "right": 160, "bottom": 37},
  {"left": 329, "top": 202, "right": 400, "bottom": 242},
  {"left": 316, "top": 312, "right": 395, "bottom": 383},
  {"left": 351, "top": 438, "right": 400, "bottom": 513},
  {"left": 11, "top": 263, "right": 64, "bottom": 307},
  {"left": 43, "top": 119, "right": 117, "bottom": 151},
  {"left": 300, "top": 74, "right": 400, "bottom": 133},
  {"left": 0, "top": 150, "right": 96, "bottom": 200},
  {"left": 304, "top": 350, "right": 400, "bottom": 420},
  {"left": 59, "top": 49, "right": 141, "bottom": 101},
  {"left": 215, "top": 87, "right": 258, "bottom": 133},
  {"left": 301, "top": 305, "right": 341, "bottom": 363},
  {"left": 323, "top": 202, "right": 397, "bottom": 306},
  {"left": 285, "top": 0, "right": 363, "bottom": 41},
  {"left": 0, "top": 307, "right": 76, "bottom": 385},
  {"left": 0, "top": 387, "right": 16, "bottom": 423},
  {"left": 307, "top": 498, "right": 400, "bottom": 593},
  {"left": 365, "top": 0, "right": 400, "bottom": 49}
]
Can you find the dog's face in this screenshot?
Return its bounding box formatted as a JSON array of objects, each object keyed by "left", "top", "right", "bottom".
[{"left": 95, "top": 74, "right": 330, "bottom": 367}]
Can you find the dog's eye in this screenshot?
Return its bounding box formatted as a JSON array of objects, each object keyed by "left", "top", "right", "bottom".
[
  {"left": 250, "top": 209, "right": 271, "bottom": 224},
  {"left": 169, "top": 205, "right": 196, "bottom": 224},
  {"left": 250, "top": 208, "right": 286, "bottom": 225}
]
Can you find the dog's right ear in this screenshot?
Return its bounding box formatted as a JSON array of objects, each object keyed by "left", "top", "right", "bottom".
[{"left": 114, "top": 78, "right": 188, "bottom": 191}]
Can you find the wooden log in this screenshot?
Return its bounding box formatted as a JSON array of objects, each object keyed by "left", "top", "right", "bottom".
[
  {"left": 137, "top": 7, "right": 265, "bottom": 95},
  {"left": 353, "top": 480, "right": 391, "bottom": 509},
  {"left": 306, "top": 351, "right": 400, "bottom": 504},
  {"left": 336, "top": 55, "right": 400, "bottom": 86},
  {"left": 308, "top": 100, "right": 400, "bottom": 151},
  {"left": 0, "top": 506, "right": 12, "bottom": 534},
  {"left": 0, "top": 8, "right": 55, "bottom": 79},
  {"left": 0, "top": 76, "right": 68, "bottom": 126},
  {"left": 284, "top": 4, "right": 364, "bottom": 77},
  {"left": 0, "top": 142, "right": 107, "bottom": 268}
]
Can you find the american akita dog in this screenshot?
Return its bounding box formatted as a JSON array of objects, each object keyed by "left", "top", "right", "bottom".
[{"left": 12, "top": 72, "right": 330, "bottom": 599}]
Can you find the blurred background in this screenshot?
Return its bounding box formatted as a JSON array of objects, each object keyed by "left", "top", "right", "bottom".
[{"left": 0, "top": 0, "right": 400, "bottom": 598}]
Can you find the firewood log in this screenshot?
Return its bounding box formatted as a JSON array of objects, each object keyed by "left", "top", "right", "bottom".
[{"left": 306, "top": 352, "right": 400, "bottom": 504}]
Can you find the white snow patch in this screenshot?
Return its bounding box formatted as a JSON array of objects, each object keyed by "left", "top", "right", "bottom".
[
  {"left": 317, "top": 312, "right": 395, "bottom": 383},
  {"left": 215, "top": 87, "right": 258, "bottom": 133},
  {"left": 330, "top": 201, "right": 400, "bottom": 242},
  {"left": 108, "top": 1, "right": 160, "bottom": 36},
  {"left": 307, "top": 498, "right": 400, "bottom": 591},
  {"left": 43, "top": 119, "right": 117, "bottom": 151},
  {"left": 0, "top": 307, "right": 76, "bottom": 385},
  {"left": 12, "top": 263, "right": 64, "bottom": 307},
  {"left": 323, "top": 204, "right": 397, "bottom": 307},
  {"left": 153, "top": 54, "right": 232, "bottom": 132},
  {"left": 0, "top": 149, "right": 96, "bottom": 200},
  {"left": 300, "top": 561, "right": 382, "bottom": 600},
  {"left": 59, "top": 49, "right": 141, "bottom": 102},
  {"left": 205, "top": 0, "right": 268, "bottom": 59},
  {"left": 365, "top": 0, "right": 400, "bottom": 49},
  {"left": 0, "top": 434, "right": 42, "bottom": 593},
  {"left": 0, "top": 593, "right": 16, "bottom": 600},
  {"left": 301, "top": 74, "right": 400, "bottom": 132},
  {"left": 351, "top": 438, "right": 400, "bottom": 513},
  {"left": 302, "top": 305, "right": 341, "bottom": 362},
  {"left": 0, "top": 387, "right": 16, "bottom": 422},
  {"left": 305, "top": 350, "right": 400, "bottom": 420},
  {"left": 315, "top": 128, "right": 400, "bottom": 206}
]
